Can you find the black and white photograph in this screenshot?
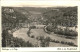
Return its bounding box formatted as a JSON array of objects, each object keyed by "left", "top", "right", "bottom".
[{"left": 1, "top": 6, "right": 78, "bottom": 47}]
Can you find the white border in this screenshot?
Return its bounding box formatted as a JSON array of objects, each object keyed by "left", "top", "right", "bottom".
[{"left": 0, "top": 0, "right": 80, "bottom": 51}]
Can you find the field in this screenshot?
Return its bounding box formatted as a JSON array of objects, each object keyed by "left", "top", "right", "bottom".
[{"left": 13, "top": 28, "right": 77, "bottom": 47}]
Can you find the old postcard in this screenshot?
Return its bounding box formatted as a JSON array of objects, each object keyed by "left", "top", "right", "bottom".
[{"left": 0, "top": 0, "right": 80, "bottom": 52}]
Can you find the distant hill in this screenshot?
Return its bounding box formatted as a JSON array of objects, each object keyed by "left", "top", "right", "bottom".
[
  {"left": 42, "top": 6, "right": 77, "bottom": 27},
  {"left": 2, "top": 6, "right": 77, "bottom": 27}
]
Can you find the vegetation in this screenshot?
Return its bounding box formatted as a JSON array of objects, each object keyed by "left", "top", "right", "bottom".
[
  {"left": 31, "top": 35, "right": 35, "bottom": 38},
  {"left": 2, "top": 29, "right": 34, "bottom": 47},
  {"left": 50, "top": 39, "right": 77, "bottom": 47},
  {"left": 2, "top": 6, "right": 77, "bottom": 47},
  {"left": 43, "top": 6, "right": 77, "bottom": 27},
  {"left": 2, "top": 7, "right": 29, "bottom": 30},
  {"left": 54, "top": 28, "right": 78, "bottom": 36},
  {"left": 36, "top": 36, "right": 51, "bottom": 47}
]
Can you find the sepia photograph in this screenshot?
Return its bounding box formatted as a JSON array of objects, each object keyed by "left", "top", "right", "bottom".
[{"left": 2, "top": 6, "right": 78, "bottom": 47}]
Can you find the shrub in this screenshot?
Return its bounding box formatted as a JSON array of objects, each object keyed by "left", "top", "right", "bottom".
[
  {"left": 51, "top": 39, "right": 60, "bottom": 43},
  {"left": 46, "top": 26, "right": 54, "bottom": 32},
  {"left": 39, "top": 36, "right": 51, "bottom": 47},
  {"left": 31, "top": 35, "right": 35, "bottom": 38},
  {"left": 27, "top": 30, "right": 31, "bottom": 37},
  {"left": 60, "top": 41, "right": 77, "bottom": 47},
  {"left": 54, "top": 27, "right": 78, "bottom": 36},
  {"left": 40, "top": 40, "right": 46, "bottom": 47},
  {"left": 29, "top": 26, "right": 36, "bottom": 29},
  {"left": 45, "top": 37, "right": 51, "bottom": 42},
  {"left": 39, "top": 36, "right": 45, "bottom": 41},
  {"left": 61, "top": 41, "right": 65, "bottom": 44},
  {"left": 55, "top": 40, "right": 60, "bottom": 43},
  {"left": 36, "top": 36, "right": 39, "bottom": 40},
  {"left": 26, "top": 41, "right": 34, "bottom": 47},
  {"left": 67, "top": 42, "right": 74, "bottom": 46},
  {"left": 51, "top": 39, "right": 56, "bottom": 42}
]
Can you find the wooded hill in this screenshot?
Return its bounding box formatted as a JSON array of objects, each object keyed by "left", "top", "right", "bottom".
[{"left": 2, "top": 6, "right": 77, "bottom": 27}]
